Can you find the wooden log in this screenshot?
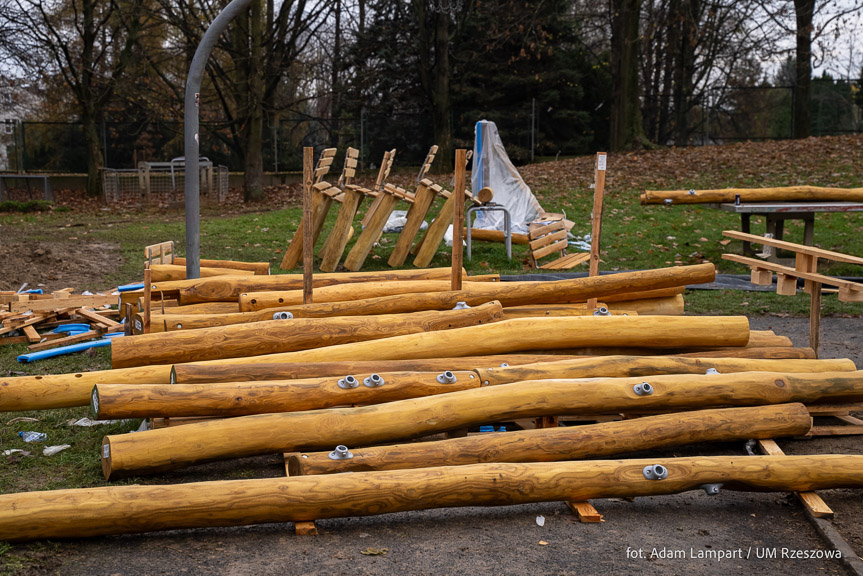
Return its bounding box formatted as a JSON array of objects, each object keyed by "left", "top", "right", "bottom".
[
  {"left": 642, "top": 185, "right": 863, "bottom": 205},
  {"left": 157, "top": 302, "right": 239, "bottom": 315},
  {"left": 170, "top": 355, "right": 584, "bottom": 384},
  {"left": 287, "top": 404, "right": 812, "bottom": 475},
  {"left": 502, "top": 306, "right": 633, "bottom": 319},
  {"left": 151, "top": 267, "right": 461, "bottom": 304},
  {"left": 148, "top": 264, "right": 255, "bottom": 282},
  {"left": 0, "top": 315, "right": 748, "bottom": 411},
  {"left": 173, "top": 258, "right": 270, "bottom": 275},
  {"left": 343, "top": 192, "right": 400, "bottom": 271},
  {"left": 451, "top": 149, "right": 466, "bottom": 291},
  {"left": 473, "top": 356, "right": 857, "bottom": 386},
  {"left": 111, "top": 302, "right": 505, "bottom": 368},
  {"left": 587, "top": 152, "right": 607, "bottom": 310},
  {"left": 96, "top": 355, "right": 856, "bottom": 419},
  {"left": 462, "top": 228, "right": 530, "bottom": 245},
  {"left": 101, "top": 370, "right": 863, "bottom": 478},
  {"left": 607, "top": 295, "right": 684, "bottom": 315},
  {"left": 518, "top": 345, "right": 813, "bottom": 358},
  {"left": 601, "top": 286, "right": 684, "bottom": 302},
  {"left": 238, "top": 263, "right": 715, "bottom": 311},
  {"left": 747, "top": 331, "right": 793, "bottom": 347},
  {"left": 318, "top": 188, "right": 365, "bottom": 272},
  {"left": 5, "top": 455, "right": 863, "bottom": 542},
  {"left": 388, "top": 181, "right": 440, "bottom": 267},
  {"left": 302, "top": 148, "right": 315, "bottom": 304},
  {"left": 92, "top": 370, "right": 482, "bottom": 418}
]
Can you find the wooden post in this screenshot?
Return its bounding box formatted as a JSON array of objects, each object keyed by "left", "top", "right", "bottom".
[
  {"left": 302, "top": 147, "right": 314, "bottom": 305},
  {"left": 124, "top": 304, "right": 133, "bottom": 336},
  {"left": 452, "top": 149, "right": 467, "bottom": 291},
  {"left": 587, "top": 152, "right": 607, "bottom": 310},
  {"left": 810, "top": 282, "right": 822, "bottom": 358},
  {"left": 143, "top": 268, "right": 152, "bottom": 334}
]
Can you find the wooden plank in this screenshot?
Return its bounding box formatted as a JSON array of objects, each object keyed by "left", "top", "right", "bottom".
[
  {"left": 76, "top": 308, "right": 122, "bottom": 330},
  {"left": 294, "top": 521, "right": 318, "bottom": 535},
  {"left": 303, "top": 147, "right": 314, "bottom": 304},
  {"left": 0, "top": 315, "right": 47, "bottom": 336},
  {"left": 541, "top": 252, "right": 590, "bottom": 270},
  {"left": 388, "top": 182, "right": 438, "bottom": 267},
  {"left": 343, "top": 192, "right": 399, "bottom": 271},
  {"left": 27, "top": 329, "right": 104, "bottom": 352},
  {"left": 22, "top": 325, "right": 40, "bottom": 343},
  {"left": 529, "top": 228, "right": 567, "bottom": 251},
  {"left": 723, "top": 253, "right": 863, "bottom": 299},
  {"left": 9, "top": 295, "right": 116, "bottom": 313},
  {"left": 756, "top": 439, "right": 833, "bottom": 518},
  {"left": 1, "top": 332, "right": 66, "bottom": 346},
  {"left": 806, "top": 403, "right": 863, "bottom": 416},
  {"left": 808, "top": 426, "right": 863, "bottom": 436},
  {"left": 723, "top": 230, "right": 863, "bottom": 266},
  {"left": 587, "top": 152, "right": 607, "bottom": 310},
  {"left": 566, "top": 501, "right": 604, "bottom": 523},
  {"left": 533, "top": 239, "right": 569, "bottom": 260},
  {"left": 837, "top": 414, "right": 863, "bottom": 426},
  {"left": 318, "top": 188, "right": 365, "bottom": 272},
  {"left": 452, "top": 149, "right": 466, "bottom": 291}
]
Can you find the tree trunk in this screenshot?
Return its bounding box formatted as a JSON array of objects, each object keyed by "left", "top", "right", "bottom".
[
  {"left": 610, "top": 0, "right": 646, "bottom": 151},
  {"left": 81, "top": 105, "right": 104, "bottom": 198},
  {"left": 673, "top": 0, "right": 698, "bottom": 144},
  {"left": 432, "top": 10, "right": 453, "bottom": 173},
  {"left": 244, "top": 0, "right": 265, "bottom": 202},
  {"left": 792, "top": 0, "right": 813, "bottom": 139}
]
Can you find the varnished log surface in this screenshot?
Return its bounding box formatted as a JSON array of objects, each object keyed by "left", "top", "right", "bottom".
[
  {"left": 170, "top": 355, "right": 583, "bottom": 384},
  {"left": 5, "top": 455, "right": 863, "bottom": 541},
  {"left": 101, "top": 370, "right": 863, "bottom": 478},
  {"left": 151, "top": 267, "right": 461, "bottom": 304},
  {"left": 238, "top": 263, "right": 715, "bottom": 310},
  {"left": 93, "top": 370, "right": 483, "bottom": 418},
  {"left": 288, "top": 404, "right": 812, "bottom": 474},
  {"left": 173, "top": 258, "right": 269, "bottom": 275},
  {"left": 111, "top": 302, "right": 504, "bottom": 368},
  {"left": 148, "top": 264, "right": 254, "bottom": 282},
  {"left": 642, "top": 185, "right": 863, "bottom": 205},
  {"left": 0, "top": 315, "right": 748, "bottom": 411}
]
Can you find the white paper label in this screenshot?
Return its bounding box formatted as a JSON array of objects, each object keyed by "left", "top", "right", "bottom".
[
  {"left": 103, "top": 444, "right": 110, "bottom": 458},
  {"left": 597, "top": 155, "right": 607, "bottom": 171}
]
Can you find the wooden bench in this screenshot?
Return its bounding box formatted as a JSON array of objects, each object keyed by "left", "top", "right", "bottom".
[{"left": 528, "top": 218, "right": 589, "bottom": 270}]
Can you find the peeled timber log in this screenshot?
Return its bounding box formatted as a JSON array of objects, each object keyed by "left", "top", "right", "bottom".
[
  {"left": 5, "top": 455, "right": 863, "bottom": 542},
  {"left": 238, "top": 263, "right": 715, "bottom": 311},
  {"left": 151, "top": 267, "right": 462, "bottom": 304},
  {"left": 111, "top": 302, "right": 504, "bottom": 368},
  {"left": 147, "top": 264, "right": 254, "bottom": 283},
  {"left": 95, "top": 356, "right": 856, "bottom": 418},
  {"left": 92, "top": 370, "right": 482, "bottom": 418},
  {"left": 608, "top": 295, "right": 684, "bottom": 315},
  {"left": 641, "top": 185, "right": 863, "bottom": 205},
  {"left": 100, "top": 370, "right": 863, "bottom": 478},
  {"left": 288, "top": 404, "right": 812, "bottom": 474},
  {"left": 170, "top": 355, "right": 582, "bottom": 384},
  {"left": 173, "top": 258, "right": 270, "bottom": 275},
  {"left": 0, "top": 316, "right": 749, "bottom": 411}
]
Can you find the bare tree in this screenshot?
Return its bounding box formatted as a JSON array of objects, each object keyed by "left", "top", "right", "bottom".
[{"left": 0, "top": 0, "right": 143, "bottom": 196}]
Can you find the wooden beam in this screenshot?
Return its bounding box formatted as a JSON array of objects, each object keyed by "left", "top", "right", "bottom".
[
  {"left": 451, "top": 149, "right": 466, "bottom": 291},
  {"left": 587, "top": 152, "right": 607, "bottom": 310},
  {"left": 9, "top": 295, "right": 116, "bottom": 313},
  {"left": 723, "top": 230, "right": 863, "bottom": 266},
  {"left": 27, "top": 329, "right": 105, "bottom": 352}
]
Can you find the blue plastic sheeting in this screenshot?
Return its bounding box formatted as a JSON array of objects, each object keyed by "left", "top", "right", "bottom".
[
  {"left": 118, "top": 283, "right": 145, "bottom": 292},
  {"left": 20, "top": 289, "right": 44, "bottom": 294},
  {"left": 53, "top": 324, "right": 91, "bottom": 334},
  {"left": 17, "top": 333, "right": 124, "bottom": 363}
]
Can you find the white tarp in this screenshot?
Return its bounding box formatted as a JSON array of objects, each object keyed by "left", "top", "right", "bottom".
[{"left": 470, "top": 120, "right": 544, "bottom": 234}]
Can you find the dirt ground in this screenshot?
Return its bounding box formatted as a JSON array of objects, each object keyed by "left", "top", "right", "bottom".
[
  {"left": 3, "top": 316, "right": 860, "bottom": 576},
  {"left": 0, "top": 241, "right": 121, "bottom": 293}
]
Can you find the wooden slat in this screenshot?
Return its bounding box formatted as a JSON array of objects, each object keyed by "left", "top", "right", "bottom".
[
  {"left": 533, "top": 239, "right": 569, "bottom": 260},
  {"left": 27, "top": 328, "right": 105, "bottom": 352},
  {"left": 0, "top": 315, "right": 47, "bottom": 336},
  {"left": 723, "top": 230, "right": 863, "bottom": 266},
  {"left": 529, "top": 229, "right": 567, "bottom": 251},
  {"left": 540, "top": 252, "right": 590, "bottom": 270},
  {"left": 529, "top": 220, "right": 566, "bottom": 240},
  {"left": 22, "top": 325, "right": 40, "bottom": 343},
  {"left": 9, "top": 295, "right": 116, "bottom": 313},
  {"left": 756, "top": 439, "right": 833, "bottom": 518},
  {"left": 722, "top": 254, "right": 863, "bottom": 300},
  {"left": 76, "top": 308, "right": 123, "bottom": 330}
]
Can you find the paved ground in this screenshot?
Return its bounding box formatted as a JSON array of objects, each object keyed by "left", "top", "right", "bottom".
[{"left": 8, "top": 316, "right": 863, "bottom": 576}]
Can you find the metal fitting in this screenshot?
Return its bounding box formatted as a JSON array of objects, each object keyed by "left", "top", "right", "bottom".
[
  {"left": 452, "top": 301, "right": 471, "bottom": 310},
  {"left": 744, "top": 439, "right": 757, "bottom": 456},
  {"left": 437, "top": 371, "right": 457, "bottom": 384},
  {"left": 593, "top": 306, "right": 611, "bottom": 316},
  {"left": 273, "top": 311, "right": 294, "bottom": 320},
  {"left": 633, "top": 382, "right": 654, "bottom": 396},
  {"left": 700, "top": 483, "right": 722, "bottom": 496},
  {"left": 664, "top": 198, "right": 673, "bottom": 205},
  {"left": 328, "top": 445, "right": 353, "bottom": 460},
  {"left": 705, "top": 368, "right": 720, "bottom": 375},
  {"left": 363, "top": 373, "right": 385, "bottom": 387},
  {"left": 500, "top": 363, "right": 509, "bottom": 367},
  {"left": 337, "top": 375, "right": 359, "bottom": 389},
  {"left": 643, "top": 464, "right": 668, "bottom": 480},
  {"left": 688, "top": 189, "right": 697, "bottom": 195}
]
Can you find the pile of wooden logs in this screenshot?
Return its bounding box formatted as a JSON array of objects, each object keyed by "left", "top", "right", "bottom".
[{"left": 2, "top": 259, "right": 862, "bottom": 543}]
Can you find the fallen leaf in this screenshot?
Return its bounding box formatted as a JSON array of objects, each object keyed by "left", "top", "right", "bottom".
[
  {"left": 539, "top": 540, "right": 549, "bottom": 546},
  {"left": 361, "top": 548, "right": 388, "bottom": 556},
  {"left": 719, "top": 239, "right": 731, "bottom": 246}
]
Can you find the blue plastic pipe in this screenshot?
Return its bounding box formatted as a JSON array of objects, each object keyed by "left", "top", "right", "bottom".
[
  {"left": 118, "top": 283, "right": 145, "bottom": 292},
  {"left": 17, "top": 333, "right": 124, "bottom": 363}
]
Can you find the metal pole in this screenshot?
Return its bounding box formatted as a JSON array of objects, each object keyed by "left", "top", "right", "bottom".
[{"left": 184, "top": 0, "right": 254, "bottom": 280}]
